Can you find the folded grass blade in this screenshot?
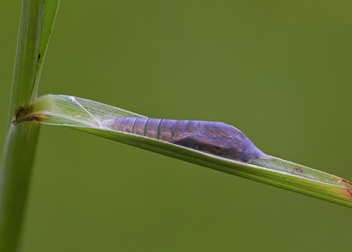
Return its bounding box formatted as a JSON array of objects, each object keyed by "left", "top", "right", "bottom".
[{"left": 20, "top": 94, "right": 352, "bottom": 208}]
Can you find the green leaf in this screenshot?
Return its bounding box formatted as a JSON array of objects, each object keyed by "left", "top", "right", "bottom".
[{"left": 23, "top": 94, "right": 352, "bottom": 208}]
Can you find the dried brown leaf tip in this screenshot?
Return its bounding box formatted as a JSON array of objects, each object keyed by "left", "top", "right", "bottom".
[
  {"left": 339, "top": 188, "right": 352, "bottom": 201},
  {"left": 333, "top": 177, "right": 352, "bottom": 200},
  {"left": 339, "top": 178, "right": 352, "bottom": 190}
]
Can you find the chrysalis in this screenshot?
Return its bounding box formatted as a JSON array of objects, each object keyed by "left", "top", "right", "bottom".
[{"left": 103, "top": 117, "right": 271, "bottom": 163}]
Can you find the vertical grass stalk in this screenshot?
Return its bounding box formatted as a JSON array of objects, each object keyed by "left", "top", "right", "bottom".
[{"left": 0, "top": 1, "right": 59, "bottom": 251}]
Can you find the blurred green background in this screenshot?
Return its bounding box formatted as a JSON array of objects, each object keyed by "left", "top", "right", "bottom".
[{"left": 1, "top": 1, "right": 352, "bottom": 251}]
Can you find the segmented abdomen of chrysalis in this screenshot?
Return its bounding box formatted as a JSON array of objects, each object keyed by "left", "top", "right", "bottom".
[{"left": 103, "top": 117, "right": 271, "bottom": 163}]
